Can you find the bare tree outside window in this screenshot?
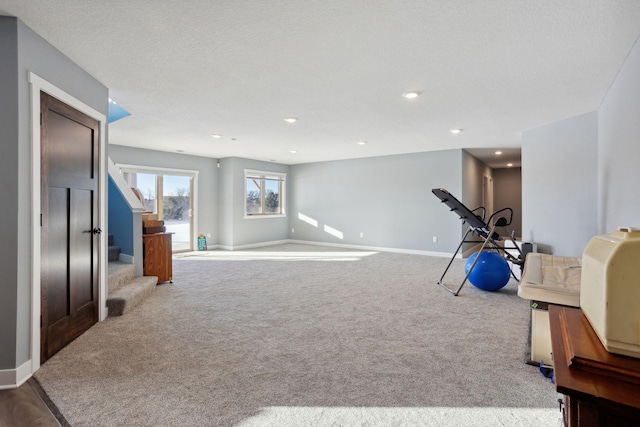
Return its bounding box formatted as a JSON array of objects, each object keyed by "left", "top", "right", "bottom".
[
  {"left": 164, "top": 187, "right": 189, "bottom": 220},
  {"left": 245, "top": 171, "right": 285, "bottom": 216}
]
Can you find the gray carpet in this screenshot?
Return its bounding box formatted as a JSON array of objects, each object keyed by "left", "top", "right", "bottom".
[{"left": 35, "top": 244, "right": 561, "bottom": 426}]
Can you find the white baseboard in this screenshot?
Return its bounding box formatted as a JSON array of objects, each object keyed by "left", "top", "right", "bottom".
[
  {"left": 200, "top": 239, "right": 458, "bottom": 259},
  {"left": 287, "top": 239, "right": 457, "bottom": 258},
  {"left": 216, "top": 240, "right": 290, "bottom": 251},
  {"left": 0, "top": 360, "right": 32, "bottom": 390},
  {"left": 118, "top": 253, "right": 134, "bottom": 264}
]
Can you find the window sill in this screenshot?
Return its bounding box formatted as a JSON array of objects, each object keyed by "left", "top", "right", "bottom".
[{"left": 244, "top": 214, "right": 287, "bottom": 220}]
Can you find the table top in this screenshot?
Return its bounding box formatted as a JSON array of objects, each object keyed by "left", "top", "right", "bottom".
[{"left": 549, "top": 305, "right": 640, "bottom": 409}]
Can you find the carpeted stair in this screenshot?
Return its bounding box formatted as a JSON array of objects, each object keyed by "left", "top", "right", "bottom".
[
  {"left": 108, "top": 233, "right": 121, "bottom": 262},
  {"left": 107, "top": 261, "right": 158, "bottom": 317}
]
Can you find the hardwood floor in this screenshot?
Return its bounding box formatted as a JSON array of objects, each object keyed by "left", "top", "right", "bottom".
[{"left": 0, "top": 378, "right": 67, "bottom": 426}]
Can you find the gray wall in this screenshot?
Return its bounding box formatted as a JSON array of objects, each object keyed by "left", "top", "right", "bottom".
[
  {"left": 0, "top": 17, "right": 20, "bottom": 371},
  {"left": 460, "top": 151, "right": 493, "bottom": 253},
  {"left": 521, "top": 36, "right": 640, "bottom": 256},
  {"left": 218, "top": 157, "right": 235, "bottom": 247},
  {"left": 106, "top": 151, "right": 290, "bottom": 250},
  {"left": 288, "top": 150, "right": 463, "bottom": 253},
  {"left": 461, "top": 150, "right": 492, "bottom": 215},
  {"left": 218, "top": 157, "right": 290, "bottom": 248},
  {"left": 108, "top": 145, "right": 219, "bottom": 245},
  {"left": 493, "top": 167, "right": 522, "bottom": 238},
  {"left": 522, "top": 111, "right": 599, "bottom": 256},
  {"left": 0, "top": 17, "right": 109, "bottom": 369},
  {"left": 598, "top": 36, "right": 640, "bottom": 233}
]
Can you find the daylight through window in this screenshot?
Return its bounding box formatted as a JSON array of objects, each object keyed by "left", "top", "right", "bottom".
[{"left": 245, "top": 170, "right": 286, "bottom": 217}]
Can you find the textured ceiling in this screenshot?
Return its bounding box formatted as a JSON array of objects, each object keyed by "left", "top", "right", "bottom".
[{"left": 2, "top": 1, "right": 640, "bottom": 167}]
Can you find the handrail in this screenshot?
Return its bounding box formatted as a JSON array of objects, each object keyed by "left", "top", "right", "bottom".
[{"left": 108, "top": 157, "right": 144, "bottom": 213}]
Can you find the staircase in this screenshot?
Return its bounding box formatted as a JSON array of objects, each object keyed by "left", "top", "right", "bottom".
[
  {"left": 108, "top": 233, "right": 121, "bottom": 262},
  {"left": 107, "top": 234, "right": 158, "bottom": 316}
]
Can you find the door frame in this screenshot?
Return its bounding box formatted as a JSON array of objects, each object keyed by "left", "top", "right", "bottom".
[
  {"left": 29, "top": 72, "right": 108, "bottom": 373},
  {"left": 483, "top": 174, "right": 494, "bottom": 218}
]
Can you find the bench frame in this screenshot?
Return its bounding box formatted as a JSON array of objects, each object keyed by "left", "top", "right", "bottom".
[{"left": 432, "top": 188, "right": 525, "bottom": 296}]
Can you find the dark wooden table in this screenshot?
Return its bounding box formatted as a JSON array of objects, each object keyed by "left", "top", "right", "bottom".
[{"left": 549, "top": 305, "right": 640, "bottom": 426}]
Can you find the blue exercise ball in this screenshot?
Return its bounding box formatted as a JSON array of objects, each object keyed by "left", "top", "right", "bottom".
[{"left": 464, "top": 251, "right": 511, "bottom": 291}]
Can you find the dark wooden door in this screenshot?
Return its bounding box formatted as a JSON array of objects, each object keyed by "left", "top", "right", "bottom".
[{"left": 40, "top": 92, "right": 100, "bottom": 362}]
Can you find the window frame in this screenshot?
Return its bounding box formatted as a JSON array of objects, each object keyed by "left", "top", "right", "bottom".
[
  {"left": 117, "top": 163, "right": 199, "bottom": 252},
  {"left": 244, "top": 169, "right": 287, "bottom": 219}
]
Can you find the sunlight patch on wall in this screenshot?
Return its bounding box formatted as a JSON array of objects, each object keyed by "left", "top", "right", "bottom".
[
  {"left": 298, "top": 212, "right": 318, "bottom": 227},
  {"left": 324, "top": 224, "right": 344, "bottom": 240}
]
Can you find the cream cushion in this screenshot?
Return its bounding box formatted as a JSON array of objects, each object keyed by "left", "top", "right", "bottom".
[{"left": 517, "top": 253, "right": 581, "bottom": 307}]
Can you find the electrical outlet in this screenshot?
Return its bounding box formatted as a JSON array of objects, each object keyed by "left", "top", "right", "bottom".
[
  {"left": 433, "top": 236, "right": 438, "bottom": 243},
  {"left": 360, "top": 232, "right": 364, "bottom": 238},
  {"left": 207, "top": 233, "right": 211, "bottom": 238},
  {"left": 291, "top": 228, "right": 295, "bottom": 233}
]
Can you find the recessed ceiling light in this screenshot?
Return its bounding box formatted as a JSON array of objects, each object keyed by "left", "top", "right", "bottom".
[
  {"left": 402, "top": 91, "right": 420, "bottom": 99},
  {"left": 450, "top": 129, "right": 462, "bottom": 134},
  {"left": 357, "top": 141, "right": 367, "bottom": 145},
  {"left": 495, "top": 151, "right": 503, "bottom": 155},
  {"left": 210, "top": 134, "right": 222, "bottom": 139},
  {"left": 507, "top": 163, "right": 513, "bottom": 167},
  {"left": 284, "top": 117, "right": 298, "bottom": 123},
  {"left": 289, "top": 150, "right": 297, "bottom": 154}
]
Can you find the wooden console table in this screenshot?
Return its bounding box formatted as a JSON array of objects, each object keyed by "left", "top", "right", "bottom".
[
  {"left": 549, "top": 305, "right": 640, "bottom": 426},
  {"left": 143, "top": 233, "right": 173, "bottom": 283}
]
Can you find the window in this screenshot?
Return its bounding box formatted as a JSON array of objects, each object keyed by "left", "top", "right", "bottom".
[
  {"left": 245, "top": 170, "right": 286, "bottom": 218},
  {"left": 118, "top": 164, "right": 198, "bottom": 252}
]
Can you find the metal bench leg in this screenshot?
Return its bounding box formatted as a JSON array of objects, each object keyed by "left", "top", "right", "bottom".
[{"left": 437, "top": 223, "right": 499, "bottom": 296}]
